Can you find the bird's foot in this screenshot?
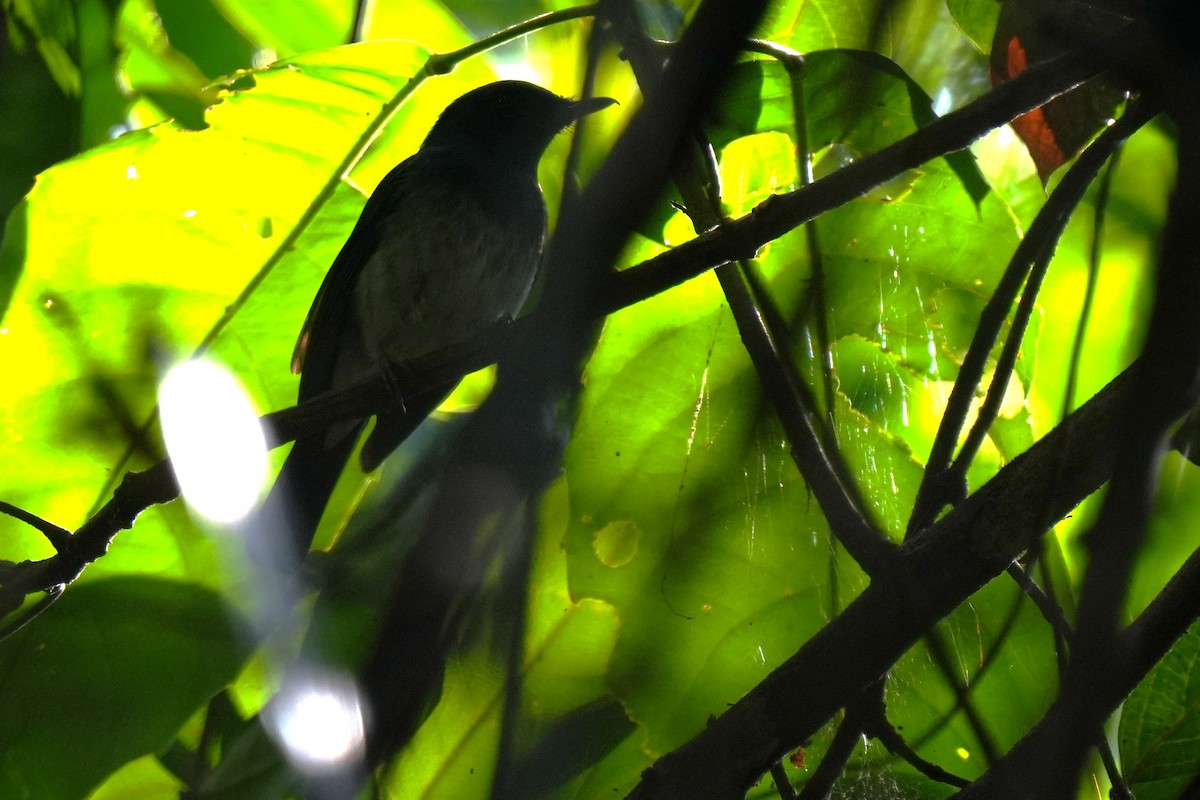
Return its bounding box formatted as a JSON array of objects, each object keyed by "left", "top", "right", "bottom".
[{"left": 378, "top": 360, "right": 414, "bottom": 415}]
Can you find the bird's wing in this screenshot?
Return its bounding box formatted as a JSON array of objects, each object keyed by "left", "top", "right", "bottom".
[{"left": 290, "top": 157, "right": 416, "bottom": 397}]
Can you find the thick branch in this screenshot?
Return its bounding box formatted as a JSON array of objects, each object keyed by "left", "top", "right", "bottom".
[
  {"left": 627, "top": 364, "right": 1144, "bottom": 799},
  {"left": 953, "top": 541, "right": 1200, "bottom": 800}
]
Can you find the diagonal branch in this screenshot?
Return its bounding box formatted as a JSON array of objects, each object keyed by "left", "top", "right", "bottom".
[
  {"left": 1020, "top": 66, "right": 1200, "bottom": 800},
  {"left": 604, "top": 28, "right": 1137, "bottom": 312},
  {"left": 953, "top": 541, "right": 1200, "bottom": 800},
  {"left": 908, "top": 100, "right": 1155, "bottom": 535},
  {"left": 624, "top": 358, "right": 1173, "bottom": 799},
  {"left": 605, "top": 8, "right": 890, "bottom": 572}
]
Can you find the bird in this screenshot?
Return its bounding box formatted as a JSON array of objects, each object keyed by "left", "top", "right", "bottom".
[{"left": 267, "top": 81, "right": 615, "bottom": 564}]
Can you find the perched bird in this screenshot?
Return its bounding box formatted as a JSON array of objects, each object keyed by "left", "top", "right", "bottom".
[{"left": 268, "top": 81, "right": 615, "bottom": 562}]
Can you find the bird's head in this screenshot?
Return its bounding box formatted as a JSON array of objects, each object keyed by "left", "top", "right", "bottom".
[{"left": 422, "top": 80, "right": 616, "bottom": 171}]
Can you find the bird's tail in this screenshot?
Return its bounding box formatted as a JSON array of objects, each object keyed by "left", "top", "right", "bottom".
[
  {"left": 262, "top": 425, "right": 363, "bottom": 569},
  {"left": 259, "top": 382, "right": 454, "bottom": 568}
]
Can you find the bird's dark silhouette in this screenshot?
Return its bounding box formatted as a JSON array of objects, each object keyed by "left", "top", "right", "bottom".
[{"left": 267, "top": 81, "right": 614, "bottom": 563}]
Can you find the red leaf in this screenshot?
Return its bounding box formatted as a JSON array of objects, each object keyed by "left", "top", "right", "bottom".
[{"left": 989, "top": 2, "right": 1127, "bottom": 183}]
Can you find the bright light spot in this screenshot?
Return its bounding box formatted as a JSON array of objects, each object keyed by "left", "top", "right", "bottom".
[
  {"left": 973, "top": 124, "right": 1037, "bottom": 187},
  {"left": 108, "top": 121, "right": 133, "bottom": 139},
  {"left": 933, "top": 87, "right": 953, "bottom": 116},
  {"left": 956, "top": 747, "right": 970, "bottom": 760},
  {"left": 182, "top": 209, "right": 197, "bottom": 218},
  {"left": 125, "top": 165, "right": 139, "bottom": 180},
  {"left": 252, "top": 47, "right": 277, "bottom": 68},
  {"left": 266, "top": 669, "right": 365, "bottom": 775},
  {"left": 491, "top": 55, "right": 547, "bottom": 85},
  {"left": 159, "top": 358, "right": 268, "bottom": 524}
]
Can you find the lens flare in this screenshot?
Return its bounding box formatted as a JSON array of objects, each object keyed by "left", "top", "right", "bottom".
[
  {"left": 158, "top": 358, "right": 268, "bottom": 524},
  {"left": 265, "top": 669, "right": 366, "bottom": 775}
]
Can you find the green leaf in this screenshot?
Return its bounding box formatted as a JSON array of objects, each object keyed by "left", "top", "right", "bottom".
[
  {"left": 887, "top": 578, "right": 1061, "bottom": 781},
  {"left": 0, "top": 578, "right": 244, "bottom": 800},
  {"left": 4, "top": 0, "right": 82, "bottom": 95},
  {"left": 791, "top": 50, "right": 1023, "bottom": 518},
  {"left": 365, "top": 480, "right": 624, "bottom": 799},
  {"left": 154, "top": 0, "right": 258, "bottom": 80},
  {"left": 947, "top": 0, "right": 1003, "bottom": 54},
  {"left": 563, "top": 48, "right": 1023, "bottom": 764},
  {"left": 0, "top": 40, "right": 494, "bottom": 578},
  {"left": 509, "top": 699, "right": 635, "bottom": 799},
  {"left": 207, "top": 0, "right": 356, "bottom": 55},
  {"left": 86, "top": 755, "right": 184, "bottom": 800},
  {"left": 761, "top": 0, "right": 891, "bottom": 52},
  {"left": 1120, "top": 624, "right": 1200, "bottom": 800},
  {"left": 565, "top": 243, "right": 866, "bottom": 758}
]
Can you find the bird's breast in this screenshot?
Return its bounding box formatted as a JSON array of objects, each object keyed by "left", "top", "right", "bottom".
[{"left": 352, "top": 179, "right": 546, "bottom": 370}]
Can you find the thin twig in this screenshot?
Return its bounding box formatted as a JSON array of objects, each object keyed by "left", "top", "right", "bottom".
[
  {"left": 862, "top": 701, "right": 969, "bottom": 788},
  {"left": 908, "top": 100, "right": 1155, "bottom": 536},
  {"left": 0, "top": 500, "right": 72, "bottom": 551},
  {"left": 795, "top": 710, "right": 860, "bottom": 800},
  {"left": 769, "top": 761, "right": 798, "bottom": 800}
]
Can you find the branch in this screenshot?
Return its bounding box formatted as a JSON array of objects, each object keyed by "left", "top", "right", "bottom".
[
  {"left": 625, "top": 362, "right": 1153, "bottom": 799},
  {"left": 953, "top": 540, "right": 1200, "bottom": 800},
  {"left": 908, "top": 100, "right": 1155, "bottom": 534},
  {"left": 605, "top": 10, "right": 891, "bottom": 572},
  {"left": 603, "top": 29, "right": 1132, "bottom": 312}
]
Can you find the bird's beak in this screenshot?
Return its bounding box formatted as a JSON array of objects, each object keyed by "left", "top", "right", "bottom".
[{"left": 568, "top": 95, "right": 618, "bottom": 121}]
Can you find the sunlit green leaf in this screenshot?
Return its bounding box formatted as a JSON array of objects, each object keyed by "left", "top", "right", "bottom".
[
  {"left": 0, "top": 40, "right": 499, "bottom": 573},
  {"left": 564, "top": 240, "right": 865, "bottom": 759},
  {"left": 86, "top": 755, "right": 184, "bottom": 800},
  {"left": 761, "top": 0, "right": 890, "bottom": 53}
]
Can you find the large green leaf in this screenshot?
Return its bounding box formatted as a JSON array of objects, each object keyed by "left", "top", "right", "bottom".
[
  {"left": 1120, "top": 624, "right": 1200, "bottom": 800},
  {"left": 0, "top": 578, "right": 244, "bottom": 799},
  {"left": 212, "top": 0, "right": 481, "bottom": 57},
  {"left": 562, "top": 47, "right": 1026, "bottom": 777},
  {"left": 884, "top": 572, "right": 1063, "bottom": 784},
  {"left": 0, "top": 40, "right": 498, "bottom": 575},
  {"left": 761, "top": 0, "right": 987, "bottom": 103}
]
